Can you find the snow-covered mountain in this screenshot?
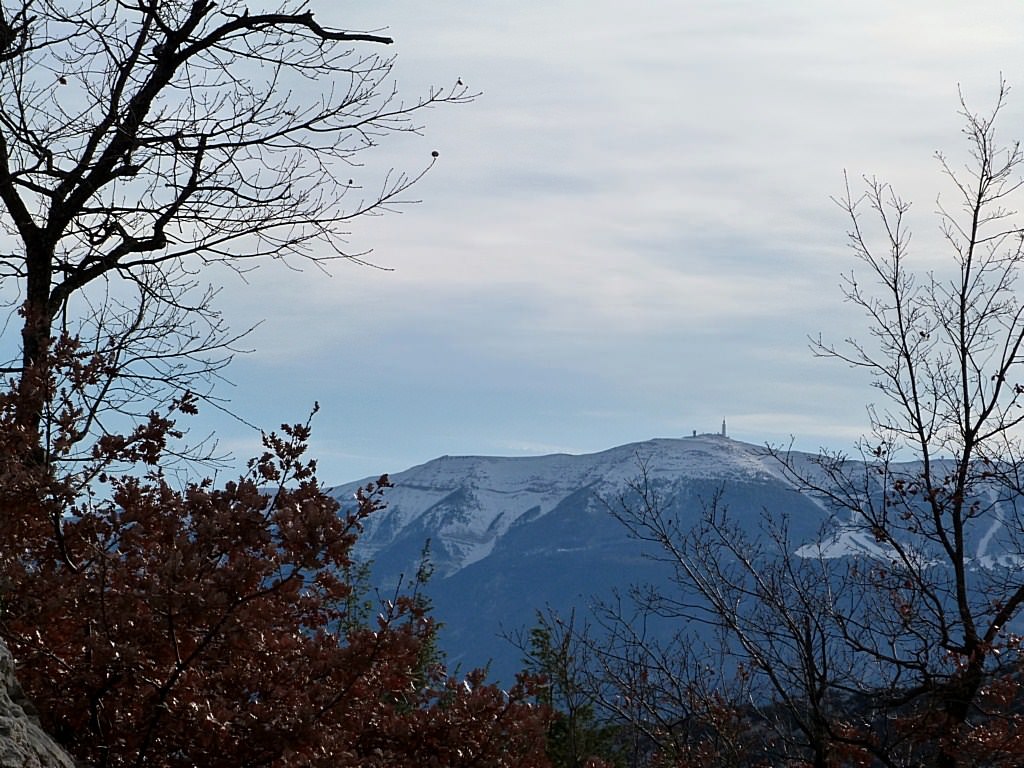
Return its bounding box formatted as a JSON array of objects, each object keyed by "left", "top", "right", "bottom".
[
  {"left": 339, "top": 435, "right": 793, "bottom": 579},
  {"left": 327, "top": 435, "right": 826, "bottom": 681},
  {"left": 326, "top": 435, "right": 1022, "bottom": 684}
]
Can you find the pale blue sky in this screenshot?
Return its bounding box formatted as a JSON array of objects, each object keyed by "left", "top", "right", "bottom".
[{"left": 202, "top": 2, "right": 1024, "bottom": 482}]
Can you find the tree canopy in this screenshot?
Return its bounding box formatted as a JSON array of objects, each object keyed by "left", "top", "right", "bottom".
[
  {"left": 0, "top": 0, "right": 469, "bottom": 461},
  {"left": 0, "top": 4, "right": 559, "bottom": 766}
]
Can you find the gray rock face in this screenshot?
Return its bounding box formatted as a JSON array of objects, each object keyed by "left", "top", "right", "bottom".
[{"left": 0, "top": 639, "right": 76, "bottom": 768}]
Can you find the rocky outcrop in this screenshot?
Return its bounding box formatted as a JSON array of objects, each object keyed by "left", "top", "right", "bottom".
[{"left": 0, "top": 639, "right": 76, "bottom": 767}]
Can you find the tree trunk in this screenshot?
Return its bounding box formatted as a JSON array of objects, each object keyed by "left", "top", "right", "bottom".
[{"left": 16, "top": 242, "right": 53, "bottom": 461}]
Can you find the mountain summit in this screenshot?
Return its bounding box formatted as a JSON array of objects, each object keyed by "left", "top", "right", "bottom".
[
  {"left": 328, "top": 436, "right": 824, "bottom": 681},
  {"left": 334, "top": 435, "right": 791, "bottom": 578},
  {"left": 328, "top": 434, "right": 1022, "bottom": 683}
]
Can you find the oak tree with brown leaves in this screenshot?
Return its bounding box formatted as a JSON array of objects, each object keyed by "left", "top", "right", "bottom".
[
  {"left": 0, "top": 341, "right": 553, "bottom": 767},
  {"left": 0, "top": 3, "right": 556, "bottom": 765}
]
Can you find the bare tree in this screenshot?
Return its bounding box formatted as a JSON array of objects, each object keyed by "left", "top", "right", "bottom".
[
  {"left": 541, "top": 84, "right": 1024, "bottom": 767},
  {"left": 776, "top": 80, "right": 1024, "bottom": 766},
  {"left": 0, "top": 0, "right": 470, "bottom": 463}
]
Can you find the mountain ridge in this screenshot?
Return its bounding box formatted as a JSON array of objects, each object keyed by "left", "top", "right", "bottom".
[
  {"left": 326, "top": 435, "right": 830, "bottom": 681},
  {"left": 328, "top": 435, "right": 797, "bottom": 578},
  {"left": 326, "top": 434, "right": 1024, "bottom": 683}
]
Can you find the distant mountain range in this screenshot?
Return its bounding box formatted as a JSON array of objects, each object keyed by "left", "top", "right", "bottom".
[{"left": 326, "top": 435, "right": 1020, "bottom": 684}]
